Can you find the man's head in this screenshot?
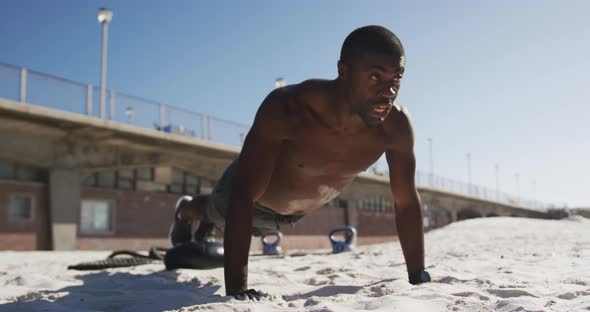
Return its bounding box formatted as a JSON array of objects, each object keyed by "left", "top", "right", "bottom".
[{"left": 337, "top": 25, "right": 405, "bottom": 126}]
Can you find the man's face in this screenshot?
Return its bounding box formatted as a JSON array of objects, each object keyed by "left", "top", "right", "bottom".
[{"left": 341, "top": 52, "right": 405, "bottom": 126}]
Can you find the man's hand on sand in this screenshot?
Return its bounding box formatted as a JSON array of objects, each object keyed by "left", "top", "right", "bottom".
[{"left": 233, "top": 289, "right": 269, "bottom": 301}]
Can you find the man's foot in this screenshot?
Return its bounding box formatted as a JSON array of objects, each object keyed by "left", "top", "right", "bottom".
[{"left": 169, "top": 195, "right": 194, "bottom": 246}]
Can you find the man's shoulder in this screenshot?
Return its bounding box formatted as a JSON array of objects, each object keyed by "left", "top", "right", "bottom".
[
  {"left": 384, "top": 103, "right": 412, "bottom": 130},
  {"left": 383, "top": 103, "right": 414, "bottom": 149},
  {"left": 259, "top": 79, "right": 331, "bottom": 118}
]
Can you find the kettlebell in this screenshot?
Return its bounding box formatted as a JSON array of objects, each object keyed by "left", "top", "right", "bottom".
[
  {"left": 329, "top": 226, "right": 357, "bottom": 254},
  {"left": 261, "top": 230, "right": 283, "bottom": 255}
]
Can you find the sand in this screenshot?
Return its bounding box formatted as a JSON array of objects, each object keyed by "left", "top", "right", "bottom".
[{"left": 0, "top": 217, "right": 588, "bottom": 312}]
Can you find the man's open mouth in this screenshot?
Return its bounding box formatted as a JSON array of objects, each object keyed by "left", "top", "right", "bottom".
[{"left": 370, "top": 103, "right": 393, "bottom": 115}]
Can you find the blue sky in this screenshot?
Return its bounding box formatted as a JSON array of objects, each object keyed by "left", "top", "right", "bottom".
[{"left": 1, "top": 1, "right": 588, "bottom": 207}]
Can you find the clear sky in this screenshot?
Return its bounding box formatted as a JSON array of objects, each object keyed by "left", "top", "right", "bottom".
[{"left": 1, "top": 0, "right": 588, "bottom": 207}]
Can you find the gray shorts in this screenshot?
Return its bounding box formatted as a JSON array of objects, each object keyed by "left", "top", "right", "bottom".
[{"left": 206, "top": 159, "right": 304, "bottom": 236}]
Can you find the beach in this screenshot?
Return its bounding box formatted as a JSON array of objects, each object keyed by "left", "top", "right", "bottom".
[{"left": 1, "top": 216, "right": 588, "bottom": 312}]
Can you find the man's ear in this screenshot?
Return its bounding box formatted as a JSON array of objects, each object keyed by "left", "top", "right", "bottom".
[{"left": 337, "top": 60, "right": 349, "bottom": 80}]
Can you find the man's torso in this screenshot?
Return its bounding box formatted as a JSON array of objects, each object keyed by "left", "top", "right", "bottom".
[{"left": 254, "top": 80, "right": 401, "bottom": 215}]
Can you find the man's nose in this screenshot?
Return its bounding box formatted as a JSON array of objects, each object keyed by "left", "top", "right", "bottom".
[{"left": 378, "top": 87, "right": 397, "bottom": 99}]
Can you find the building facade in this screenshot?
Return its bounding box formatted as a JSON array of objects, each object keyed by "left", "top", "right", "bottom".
[{"left": 0, "top": 158, "right": 398, "bottom": 251}]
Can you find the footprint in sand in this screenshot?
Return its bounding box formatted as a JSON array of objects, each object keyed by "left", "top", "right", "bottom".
[
  {"left": 452, "top": 291, "right": 490, "bottom": 301},
  {"left": 294, "top": 266, "right": 311, "bottom": 272},
  {"left": 437, "top": 276, "right": 494, "bottom": 288},
  {"left": 557, "top": 290, "right": 590, "bottom": 300},
  {"left": 487, "top": 288, "right": 538, "bottom": 298},
  {"left": 437, "top": 276, "right": 463, "bottom": 284},
  {"left": 5, "top": 276, "right": 26, "bottom": 286},
  {"left": 316, "top": 268, "right": 336, "bottom": 275},
  {"left": 303, "top": 276, "right": 331, "bottom": 286},
  {"left": 366, "top": 283, "right": 397, "bottom": 297},
  {"left": 561, "top": 279, "right": 588, "bottom": 286}
]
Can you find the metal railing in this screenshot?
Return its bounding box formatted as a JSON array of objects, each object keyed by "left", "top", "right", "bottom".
[
  {"left": 0, "top": 62, "right": 249, "bottom": 147},
  {"left": 0, "top": 62, "right": 551, "bottom": 210},
  {"left": 414, "top": 171, "right": 549, "bottom": 210}
]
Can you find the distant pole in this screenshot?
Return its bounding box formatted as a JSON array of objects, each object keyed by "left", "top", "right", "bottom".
[
  {"left": 495, "top": 163, "right": 500, "bottom": 199},
  {"left": 466, "top": 153, "right": 472, "bottom": 194},
  {"left": 97, "top": 8, "right": 113, "bottom": 119},
  {"left": 427, "top": 138, "right": 433, "bottom": 186},
  {"left": 514, "top": 172, "right": 520, "bottom": 202}
]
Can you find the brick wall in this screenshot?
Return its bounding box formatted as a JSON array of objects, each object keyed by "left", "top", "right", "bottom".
[
  {"left": 357, "top": 211, "right": 397, "bottom": 236},
  {"left": 79, "top": 187, "right": 180, "bottom": 250},
  {"left": 0, "top": 181, "right": 50, "bottom": 250},
  {"left": 0, "top": 181, "right": 401, "bottom": 251},
  {"left": 279, "top": 206, "right": 347, "bottom": 250}
]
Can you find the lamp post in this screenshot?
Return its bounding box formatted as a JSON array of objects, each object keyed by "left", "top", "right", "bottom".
[
  {"left": 533, "top": 179, "right": 537, "bottom": 200},
  {"left": 466, "top": 153, "right": 472, "bottom": 195},
  {"left": 275, "top": 77, "right": 286, "bottom": 89},
  {"left": 427, "top": 138, "right": 433, "bottom": 186},
  {"left": 495, "top": 163, "right": 500, "bottom": 200},
  {"left": 124, "top": 106, "right": 134, "bottom": 123},
  {"left": 514, "top": 172, "right": 520, "bottom": 203},
  {"left": 97, "top": 8, "right": 113, "bottom": 120}
]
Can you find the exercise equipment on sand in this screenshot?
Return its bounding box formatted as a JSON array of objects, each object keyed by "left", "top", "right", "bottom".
[
  {"left": 329, "top": 226, "right": 357, "bottom": 254},
  {"left": 261, "top": 230, "right": 283, "bottom": 255}
]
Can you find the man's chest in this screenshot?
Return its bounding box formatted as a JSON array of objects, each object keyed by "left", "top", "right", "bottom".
[{"left": 280, "top": 125, "right": 390, "bottom": 175}]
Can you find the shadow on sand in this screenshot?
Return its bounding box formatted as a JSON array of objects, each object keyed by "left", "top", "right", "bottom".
[
  {"left": 282, "top": 278, "right": 399, "bottom": 302},
  {"left": 0, "top": 270, "right": 228, "bottom": 312}
]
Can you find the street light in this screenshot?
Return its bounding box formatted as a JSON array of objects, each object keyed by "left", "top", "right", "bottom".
[
  {"left": 427, "top": 138, "right": 433, "bottom": 186},
  {"left": 494, "top": 163, "right": 500, "bottom": 200},
  {"left": 466, "top": 153, "right": 472, "bottom": 195},
  {"left": 515, "top": 173, "right": 520, "bottom": 203},
  {"left": 97, "top": 8, "right": 113, "bottom": 119},
  {"left": 275, "top": 77, "right": 286, "bottom": 89},
  {"left": 124, "top": 106, "right": 134, "bottom": 123}
]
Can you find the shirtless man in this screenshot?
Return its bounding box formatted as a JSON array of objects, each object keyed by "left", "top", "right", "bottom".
[{"left": 169, "top": 25, "right": 430, "bottom": 299}]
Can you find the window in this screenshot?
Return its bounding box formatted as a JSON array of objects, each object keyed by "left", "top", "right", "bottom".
[
  {"left": 200, "top": 178, "right": 214, "bottom": 194},
  {"left": 172, "top": 170, "right": 184, "bottom": 184},
  {"left": 80, "top": 200, "right": 114, "bottom": 234},
  {"left": 82, "top": 173, "right": 96, "bottom": 187},
  {"left": 9, "top": 194, "right": 35, "bottom": 222},
  {"left": 186, "top": 173, "right": 199, "bottom": 194},
  {"left": 359, "top": 196, "right": 393, "bottom": 213},
  {"left": 0, "top": 161, "right": 46, "bottom": 182},
  {"left": 118, "top": 169, "right": 134, "bottom": 179},
  {"left": 117, "top": 169, "right": 135, "bottom": 190},
  {"left": 136, "top": 167, "right": 153, "bottom": 181},
  {"left": 0, "top": 160, "right": 15, "bottom": 180},
  {"left": 326, "top": 198, "right": 348, "bottom": 209},
  {"left": 16, "top": 166, "right": 46, "bottom": 182},
  {"left": 97, "top": 172, "right": 116, "bottom": 188},
  {"left": 117, "top": 179, "right": 134, "bottom": 190},
  {"left": 170, "top": 169, "right": 184, "bottom": 193}
]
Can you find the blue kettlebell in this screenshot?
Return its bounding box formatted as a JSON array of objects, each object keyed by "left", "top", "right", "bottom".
[
  {"left": 329, "top": 226, "right": 357, "bottom": 254},
  {"left": 261, "top": 230, "right": 283, "bottom": 255}
]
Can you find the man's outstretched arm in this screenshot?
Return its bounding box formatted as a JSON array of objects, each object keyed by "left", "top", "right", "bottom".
[
  {"left": 385, "top": 109, "right": 428, "bottom": 284},
  {"left": 224, "top": 88, "right": 292, "bottom": 297}
]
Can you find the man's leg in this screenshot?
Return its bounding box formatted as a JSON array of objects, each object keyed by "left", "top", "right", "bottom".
[
  {"left": 170, "top": 194, "right": 215, "bottom": 245},
  {"left": 177, "top": 194, "right": 210, "bottom": 221}
]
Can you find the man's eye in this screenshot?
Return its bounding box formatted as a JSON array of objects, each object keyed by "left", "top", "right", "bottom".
[{"left": 369, "top": 74, "right": 380, "bottom": 81}]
